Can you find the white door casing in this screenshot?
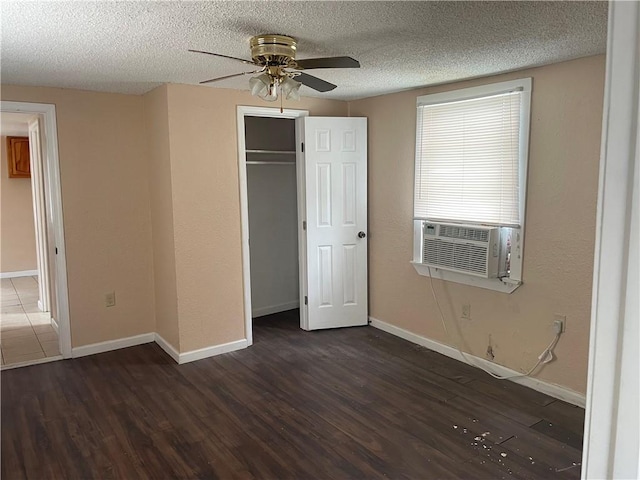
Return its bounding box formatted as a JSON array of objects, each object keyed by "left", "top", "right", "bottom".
[
  {"left": 28, "top": 118, "right": 51, "bottom": 313},
  {"left": 298, "top": 117, "right": 368, "bottom": 330},
  {"left": 237, "top": 106, "right": 309, "bottom": 346},
  {"left": 1, "top": 101, "right": 72, "bottom": 359},
  {"left": 582, "top": 1, "right": 640, "bottom": 478}
]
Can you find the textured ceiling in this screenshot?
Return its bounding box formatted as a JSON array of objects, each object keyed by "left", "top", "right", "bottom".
[{"left": 1, "top": 1, "right": 607, "bottom": 101}]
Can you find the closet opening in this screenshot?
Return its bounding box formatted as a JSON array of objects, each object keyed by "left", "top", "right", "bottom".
[{"left": 237, "top": 107, "right": 309, "bottom": 345}]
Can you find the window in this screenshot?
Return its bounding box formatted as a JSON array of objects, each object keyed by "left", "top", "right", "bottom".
[{"left": 412, "top": 78, "right": 532, "bottom": 292}]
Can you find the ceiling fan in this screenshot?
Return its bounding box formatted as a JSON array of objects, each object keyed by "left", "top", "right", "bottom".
[{"left": 189, "top": 34, "right": 360, "bottom": 102}]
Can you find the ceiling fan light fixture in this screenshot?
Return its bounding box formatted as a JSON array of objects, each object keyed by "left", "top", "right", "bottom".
[
  {"left": 249, "top": 73, "right": 270, "bottom": 96},
  {"left": 249, "top": 73, "right": 282, "bottom": 102},
  {"left": 260, "top": 84, "right": 278, "bottom": 102},
  {"left": 281, "top": 76, "right": 302, "bottom": 101}
]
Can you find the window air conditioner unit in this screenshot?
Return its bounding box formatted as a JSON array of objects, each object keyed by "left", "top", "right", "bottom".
[{"left": 421, "top": 222, "right": 502, "bottom": 278}]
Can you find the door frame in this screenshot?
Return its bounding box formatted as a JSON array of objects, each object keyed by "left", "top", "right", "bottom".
[
  {"left": 236, "top": 105, "right": 309, "bottom": 346},
  {"left": 1, "top": 101, "right": 72, "bottom": 359},
  {"left": 582, "top": 0, "right": 639, "bottom": 477},
  {"left": 28, "top": 118, "right": 52, "bottom": 314}
]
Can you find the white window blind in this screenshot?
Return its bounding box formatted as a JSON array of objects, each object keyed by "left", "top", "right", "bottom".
[{"left": 414, "top": 90, "right": 523, "bottom": 226}]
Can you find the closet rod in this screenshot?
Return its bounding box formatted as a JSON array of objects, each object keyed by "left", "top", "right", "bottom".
[{"left": 246, "top": 160, "right": 296, "bottom": 165}]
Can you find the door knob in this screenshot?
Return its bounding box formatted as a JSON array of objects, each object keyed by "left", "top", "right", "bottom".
[{"left": 358, "top": 231, "right": 366, "bottom": 239}]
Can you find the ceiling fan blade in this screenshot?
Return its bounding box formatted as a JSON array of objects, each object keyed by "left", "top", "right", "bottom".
[
  {"left": 295, "top": 73, "right": 337, "bottom": 92},
  {"left": 200, "top": 71, "right": 258, "bottom": 84},
  {"left": 294, "top": 56, "right": 360, "bottom": 70},
  {"left": 189, "top": 49, "right": 257, "bottom": 66}
]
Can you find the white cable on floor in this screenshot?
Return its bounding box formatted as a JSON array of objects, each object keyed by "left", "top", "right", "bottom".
[{"left": 427, "top": 266, "right": 561, "bottom": 380}]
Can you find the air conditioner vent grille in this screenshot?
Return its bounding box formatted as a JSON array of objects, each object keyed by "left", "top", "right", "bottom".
[
  {"left": 438, "top": 225, "right": 490, "bottom": 242},
  {"left": 424, "top": 238, "right": 488, "bottom": 276}
]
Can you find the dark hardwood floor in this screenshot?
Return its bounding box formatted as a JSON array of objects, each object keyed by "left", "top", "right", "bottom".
[{"left": 1, "top": 309, "right": 584, "bottom": 479}]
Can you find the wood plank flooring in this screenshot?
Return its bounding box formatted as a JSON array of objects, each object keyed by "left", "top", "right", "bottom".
[{"left": 1, "top": 309, "right": 584, "bottom": 479}]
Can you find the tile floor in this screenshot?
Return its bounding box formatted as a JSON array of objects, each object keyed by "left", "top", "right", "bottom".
[{"left": 1, "top": 276, "right": 60, "bottom": 366}]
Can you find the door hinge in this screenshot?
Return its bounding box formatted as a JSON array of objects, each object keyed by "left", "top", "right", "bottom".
[
  {"left": 301, "top": 142, "right": 304, "bottom": 153},
  {"left": 303, "top": 220, "right": 307, "bottom": 231},
  {"left": 304, "top": 296, "right": 308, "bottom": 305}
]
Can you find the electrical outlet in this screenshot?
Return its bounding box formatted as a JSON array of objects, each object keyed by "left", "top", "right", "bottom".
[
  {"left": 105, "top": 292, "right": 116, "bottom": 308},
  {"left": 553, "top": 314, "right": 566, "bottom": 333},
  {"left": 461, "top": 304, "right": 471, "bottom": 320}
]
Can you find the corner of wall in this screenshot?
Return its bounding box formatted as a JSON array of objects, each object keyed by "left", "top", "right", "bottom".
[{"left": 143, "top": 84, "right": 180, "bottom": 350}]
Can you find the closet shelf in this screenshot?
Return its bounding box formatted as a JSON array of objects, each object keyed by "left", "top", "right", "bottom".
[
  {"left": 246, "top": 160, "right": 295, "bottom": 165},
  {"left": 246, "top": 149, "right": 296, "bottom": 155}
]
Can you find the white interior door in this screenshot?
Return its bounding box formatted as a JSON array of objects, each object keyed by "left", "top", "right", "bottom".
[
  {"left": 28, "top": 117, "right": 51, "bottom": 313},
  {"left": 298, "top": 117, "right": 368, "bottom": 330}
]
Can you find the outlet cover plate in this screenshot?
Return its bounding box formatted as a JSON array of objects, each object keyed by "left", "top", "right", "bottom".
[
  {"left": 553, "top": 314, "right": 566, "bottom": 332},
  {"left": 105, "top": 292, "right": 116, "bottom": 308}
]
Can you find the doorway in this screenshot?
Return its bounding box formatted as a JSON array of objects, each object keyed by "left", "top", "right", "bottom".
[
  {"left": 238, "top": 107, "right": 369, "bottom": 345},
  {"left": 237, "top": 106, "right": 309, "bottom": 345},
  {"left": 0, "top": 101, "right": 71, "bottom": 367}
]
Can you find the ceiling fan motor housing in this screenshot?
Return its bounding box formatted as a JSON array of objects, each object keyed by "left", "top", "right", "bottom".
[{"left": 250, "top": 34, "right": 297, "bottom": 66}]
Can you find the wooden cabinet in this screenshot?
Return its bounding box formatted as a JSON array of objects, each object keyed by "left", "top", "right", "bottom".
[{"left": 6, "top": 136, "right": 30, "bottom": 178}]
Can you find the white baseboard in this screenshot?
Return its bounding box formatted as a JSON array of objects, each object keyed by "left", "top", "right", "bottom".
[
  {"left": 0, "top": 270, "right": 38, "bottom": 279},
  {"left": 369, "top": 316, "right": 586, "bottom": 408},
  {"left": 154, "top": 333, "right": 180, "bottom": 363},
  {"left": 70, "top": 331, "right": 248, "bottom": 365},
  {"left": 252, "top": 300, "right": 299, "bottom": 318},
  {"left": 71, "top": 332, "right": 155, "bottom": 358},
  {"left": 51, "top": 317, "right": 59, "bottom": 335},
  {"left": 177, "top": 339, "right": 248, "bottom": 364}
]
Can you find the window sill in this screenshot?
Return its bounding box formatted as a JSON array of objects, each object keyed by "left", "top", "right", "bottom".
[{"left": 411, "top": 262, "right": 522, "bottom": 293}]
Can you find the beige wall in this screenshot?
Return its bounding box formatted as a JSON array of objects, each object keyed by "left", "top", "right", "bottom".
[
  {"left": 163, "top": 84, "right": 348, "bottom": 352},
  {"left": 0, "top": 55, "right": 604, "bottom": 394},
  {"left": 0, "top": 86, "right": 156, "bottom": 347},
  {"left": 143, "top": 85, "right": 179, "bottom": 348},
  {"left": 348, "top": 55, "right": 605, "bottom": 394},
  {"left": 0, "top": 83, "right": 347, "bottom": 352},
  {"left": 0, "top": 135, "right": 38, "bottom": 273}
]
